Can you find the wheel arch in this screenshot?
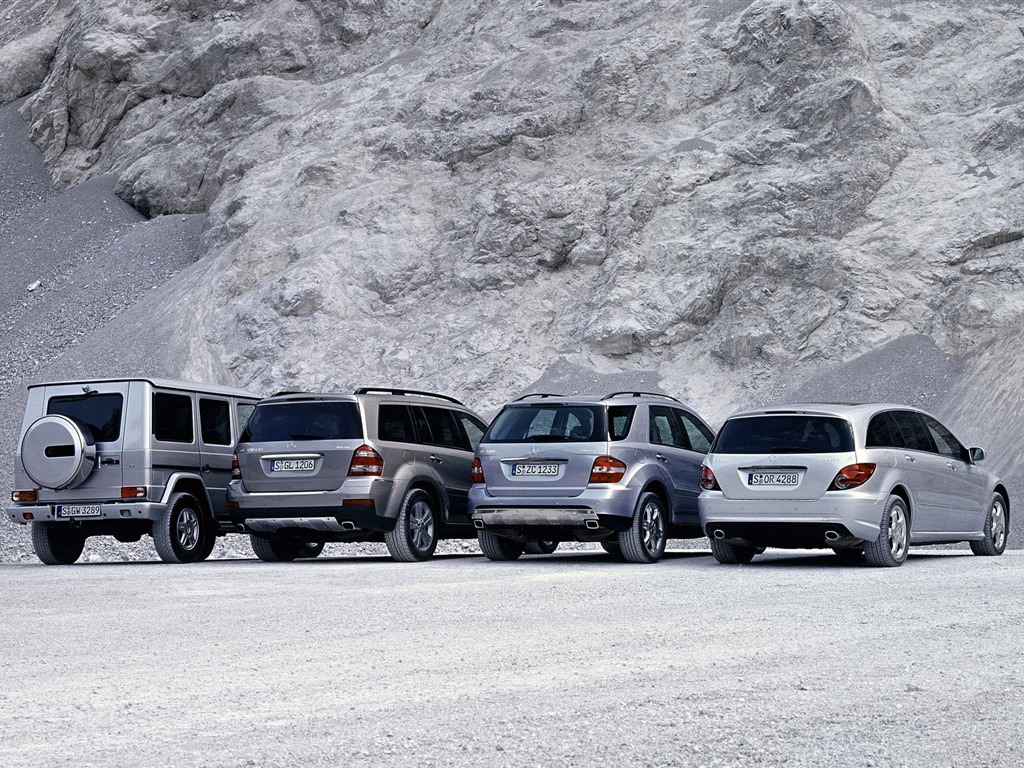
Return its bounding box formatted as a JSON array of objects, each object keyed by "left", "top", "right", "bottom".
[
  {"left": 994, "top": 484, "right": 1010, "bottom": 517},
  {"left": 640, "top": 478, "right": 670, "bottom": 511},
  {"left": 161, "top": 474, "right": 214, "bottom": 518},
  {"left": 387, "top": 476, "right": 445, "bottom": 521},
  {"left": 888, "top": 484, "right": 912, "bottom": 524}
]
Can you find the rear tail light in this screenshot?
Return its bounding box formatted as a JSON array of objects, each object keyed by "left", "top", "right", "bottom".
[
  {"left": 589, "top": 456, "right": 627, "bottom": 483},
  {"left": 471, "top": 457, "right": 484, "bottom": 484},
  {"left": 700, "top": 465, "right": 720, "bottom": 491},
  {"left": 12, "top": 490, "right": 37, "bottom": 503},
  {"left": 121, "top": 486, "right": 147, "bottom": 499},
  {"left": 231, "top": 454, "right": 241, "bottom": 481},
  {"left": 348, "top": 445, "right": 384, "bottom": 476},
  {"left": 827, "top": 463, "right": 877, "bottom": 491}
]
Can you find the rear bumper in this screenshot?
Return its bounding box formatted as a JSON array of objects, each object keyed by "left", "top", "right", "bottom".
[
  {"left": 469, "top": 484, "right": 638, "bottom": 536},
  {"left": 7, "top": 501, "right": 167, "bottom": 525},
  {"left": 698, "top": 491, "right": 886, "bottom": 544},
  {"left": 223, "top": 477, "right": 395, "bottom": 532}
]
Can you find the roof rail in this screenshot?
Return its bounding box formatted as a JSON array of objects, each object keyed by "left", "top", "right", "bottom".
[
  {"left": 514, "top": 393, "right": 565, "bottom": 401},
  {"left": 604, "top": 391, "right": 681, "bottom": 403},
  {"left": 354, "top": 387, "right": 463, "bottom": 406},
  {"left": 271, "top": 390, "right": 304, "bottom": 397}
]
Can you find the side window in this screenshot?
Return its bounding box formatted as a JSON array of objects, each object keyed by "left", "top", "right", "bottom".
[
  {"left": 678, "top": 410, "right": 713, "bottom": 454},
  {"left": 608, "top": 406, "right": 636, "bottom": 441},
  {"left": 866, "top": 413, "right": 895, "bottom": 448},
  {"left": 421, "top": 407, "right": 468, "bottom": 450},
  {"left": 922, "top": 415, "right": 964, "bottom": 460},
  {"left": 153, "top": 392, "right": 194, "bottom": 443},
  {"left": 237, "top": 402, "right": 255, "bottom": 435},
  {"left": 893, "top": 411, "right": 936, "bottom": 454},
  {"left": 649, "top": 406, "right": 690, "bottom": 450},
  {"left": 457, "top": 412, "right": 488, "bottom": 451},
  {"left": 199, "top": 398, "right": 231, "bottom": 445},
  {"left": 378, "top": 404, "right": 416, "bottom": 443}
]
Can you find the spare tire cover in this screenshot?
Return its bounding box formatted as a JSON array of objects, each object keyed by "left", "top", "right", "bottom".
[{"left": 21, "top": 415, "right": 97, "bottom": 490}]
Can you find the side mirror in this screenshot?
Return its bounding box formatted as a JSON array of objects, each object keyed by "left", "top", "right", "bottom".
[{"left": 969, "top": 447, "right": 985, "bottom": 463}]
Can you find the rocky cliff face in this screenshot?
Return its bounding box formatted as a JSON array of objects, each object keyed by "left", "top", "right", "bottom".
[{"left": 2, "top": 0, "right": 1023, "bottom": 556}]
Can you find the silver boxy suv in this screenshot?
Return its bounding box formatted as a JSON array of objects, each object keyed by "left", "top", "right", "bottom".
[
  {"left": 8, "top": 378, "right": 260, "bottom": 564},
  {"left": 469, "top": 392, "right": 715, "bottom": 563},
  {"left": 698, "top": 404, "right": 1009, "bottom": 567},
  {"left": 225, "top": 388, "right": 489, "bottom": 562}
]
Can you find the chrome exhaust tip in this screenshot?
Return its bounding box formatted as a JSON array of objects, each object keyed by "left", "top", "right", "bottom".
[
  {"left": 341, "top": 521, "right": 356, "bottom": 531},
  {"left": 473, "top": 519, "right": 485, "bottom": 529},
  {"left": 235, "top": 524, "right": 246, "bottom": 533},
  {"left": 824, "top": 529, "right": 840, "bottom": 542},
  {"left": 713, "top": 529, "right": 726, "bottom": 540},
  {"left": 585, "top": 519, "right": 600, "bottom": 530}
]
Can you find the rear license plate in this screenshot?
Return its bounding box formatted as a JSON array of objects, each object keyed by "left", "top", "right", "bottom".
[
  {"left": 748, "top": 473, "right": 799, "bottom": 487},
  {"left": 55, "top": 504, "right": 102, "bottom": 518},
  {"left": 512, "top": 463, "right": 559, "bottom": 477},
  {"left": 272, "top": 459, "right": 316, "bottom": 472}
]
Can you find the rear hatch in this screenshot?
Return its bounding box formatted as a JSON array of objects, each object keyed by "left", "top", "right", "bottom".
[
  {"left": 236, "top": 398, "right": 364, "bottom": 493},
  {"left": 709, "top": 413, "right": 857, "bottom": 501},
  {"left": 478, "top": 403, "right": 608, "bottom": 499}
]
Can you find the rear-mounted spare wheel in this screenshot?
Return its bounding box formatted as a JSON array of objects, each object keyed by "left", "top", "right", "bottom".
[{"left": 21, "top": 415, "right": 97, "bottom": 490}]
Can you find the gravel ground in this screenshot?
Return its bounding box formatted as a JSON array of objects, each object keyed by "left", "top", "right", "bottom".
[{"left": 0, "top": 549, "right": 1020, "bottom": 767}]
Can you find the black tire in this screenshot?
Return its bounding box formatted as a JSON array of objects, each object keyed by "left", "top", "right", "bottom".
[
  {"left": 385, "top": 488, "right": 439, "bottom": 562},
  {"left": 971, "top": 493, "right": 1008, "bottom": 556},
  {"left": 619, "top": 492, "right": 667, "bottom": 563},
  {"left": 477, "top": 529, "right": 524, "bottom": 561},
  {"left": 299, "top": 541, "right": 325, "bottom": 559},
  {"left": 524, "top": 540, "right": 558, "bottom": 555},
  {"left": 249, "top": 532, "right": 303, "bottom": 562},
  {"left": 153, "top": 493, "right": 213, "bottom": 564},
  {"left": 600, "top": 540, "right": 623, "bottom": 557},
  {"left": 710, "top": 537, "right": 757, "bottom": 564},
  {"left": 30, "top": 522, "right": 85, "bottom": 565},
  {"left": 864, "top": 495, "right": 910, "bottom": 567}
]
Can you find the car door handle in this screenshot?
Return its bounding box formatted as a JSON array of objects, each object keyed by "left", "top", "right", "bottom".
[
  {"left": 100, "top": 457, "right": 120, "bottom": 466},
  {"left": 904, "top": 455, "right": 915, "bottom": 463},
  {"left": 655, "top": 453, "right": 668, "bottom": 462},
  {"left": 429, "top": 454, "right": 443, "bottom": 464},
  {"left": 201, "top": 464, "right": 212, "bottom": 473},
  {"left": 946, "top": 462, "right": 956, "bottom": 471}
]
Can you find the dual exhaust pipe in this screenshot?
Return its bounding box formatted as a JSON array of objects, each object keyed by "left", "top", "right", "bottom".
[
  {"left": 472, "top": 517, "right": 601, "bottom": 530},
  {"left": 713, "top": 528, "right": 841, "bottom": 542}
]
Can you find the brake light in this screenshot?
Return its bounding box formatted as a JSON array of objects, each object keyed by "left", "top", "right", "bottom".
[
  {"left": 121, "top": 486, "right": 147, "bottom": 499},
  {"left": 590, "top": 456, "right": 627, "bottom": 483},
  {"left": 348, "top": 445, "right": 384, "bottom": 476},
  {"left": 700, "top": 465, "right": 720, "bottom": 491},
  {"left": 11, "top": 490, "right": 37, "bottom": 503},
  {"left": 471, "top": 457, "right": 484, "bottom": 484},
  {"left": 231, "top": 454, "right": 241, "bottom": 481},
  {"left": 827, "top": 463, "right": 876, "bottom": 491}
]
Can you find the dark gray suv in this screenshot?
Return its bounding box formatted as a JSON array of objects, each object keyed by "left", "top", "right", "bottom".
[{"left": 225, "top": 388, "right": 489, "bottom": 562}]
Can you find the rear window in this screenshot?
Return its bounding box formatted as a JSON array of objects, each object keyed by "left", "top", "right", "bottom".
[
  {"left": 713, "top": 415, "right": 854, "bottom": 454},
  {"left": 485, "top": 405, "right": 606, "bottom": 443},
  {"left": 241, "top": 401, "right": 363, "bottom": 442},
  {"left": 47, "top": 393, "right": 123, "bottom": 443}
]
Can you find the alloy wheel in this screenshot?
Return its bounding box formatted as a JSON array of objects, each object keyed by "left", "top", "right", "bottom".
[
  {"left": 992, "top": 498, "right": 1007, "bottom": 550},
  {"left": 641, "top": 498, "right": 664, "bottom": 555},
  {"left": 409, "top": 499, "right": 435, "bottom": 552},
  {"left": 176, "top": 506, "right": 200, "bottom": 551},
  {"left": 888, "top": 503, "right": 908, "bottom": 561}
]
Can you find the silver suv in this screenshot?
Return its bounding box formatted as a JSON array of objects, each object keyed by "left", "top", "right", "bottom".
[
  {"left": 225, "top": 388, "right": 489, "bottom": 562},
  {"left": 8, "top": 378, "right": 259, "bottom": 564},
  {"left": 698, "top": 404, "right": 1010, "bottom": 567},
  {"left": 469, "top": 392, "right": 715, "bottom": 563}
]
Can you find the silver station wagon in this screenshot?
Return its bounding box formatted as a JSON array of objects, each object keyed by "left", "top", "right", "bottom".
[
  {"left": 698, "top": 404, "right": 1009, "bottom": 567},
  {"left": 469, "top": 392, "right": 715, "bottom": 563}
]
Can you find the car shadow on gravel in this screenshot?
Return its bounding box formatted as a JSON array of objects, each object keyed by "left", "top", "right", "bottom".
[{"left": 731, "top": 550, "right": 979, "bottom": 569}]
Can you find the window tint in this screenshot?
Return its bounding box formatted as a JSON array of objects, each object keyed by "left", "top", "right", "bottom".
[
  {"left": 713, "top": 415, "right": 855, "bottom": 454},
  {"left": 649, "top": 406, "right": 690, "bottom": 450},
  {"left": 153, "top": 393, "right": 194, "bottom": 443},
  {"left": 421, "top": 407, "right": 469, "bottom": 450},
  {"left": 199, "top": 398, "right": 232, "bottom": 445},
  {"left": 237, "top": 402, "right": 255, "bottom": 433},
  {"left": 241, "top": 401, "right": 363, "bottom": 442},
  {"left": 378, "top": 404, "right": 416, "bottom": 443},
  {"left": 891, "top": 411, "right": 936, "bottom": 453},
  {"left": 921, "top": 414, "right": 963, "bottom": 460},
  {"left": 866, "top": 413, "right": 895, "bottom": 448},
  {"left": 485, "top": 405, "right": 605, "bottom": 443},
  {"left": 678, "top": 411, "right": 714, "bottom": 454},
  {"left": 457, "top": 413, "right": 488, "bottom": 450},
  {"left": 47, "top": 393, "right": 123, "bottom": 443},
  {"left": 608, "top": 406, "right": 636, "bottom": 441}
]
